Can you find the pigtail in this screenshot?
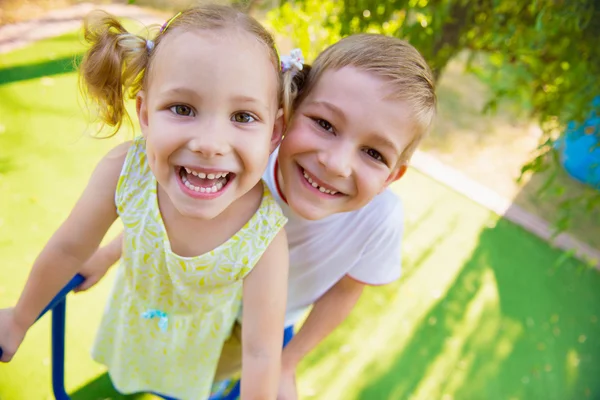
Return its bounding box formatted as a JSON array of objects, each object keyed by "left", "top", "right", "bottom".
[
  {"left": 79, "top": 10, "right": 152, "bottom": 137},
  {"left": 281, "top": 64, "right": 311, "bottom": 126}
]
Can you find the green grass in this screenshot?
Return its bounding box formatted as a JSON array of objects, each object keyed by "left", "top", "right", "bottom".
[{"left": 1, "top": 31, "right": 599, "bottom": 400}]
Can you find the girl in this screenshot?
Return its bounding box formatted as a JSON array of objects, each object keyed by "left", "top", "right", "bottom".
[
  {"left": 0, "top": 5, "right": 301, "bottom": 399},
  {"left": 74, "top": 33, "right": 437, "bottom": 400}
]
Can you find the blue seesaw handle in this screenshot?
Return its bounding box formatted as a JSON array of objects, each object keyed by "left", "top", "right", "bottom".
[{"left": 0, "top": 274, "right": 85, "bottom": 360}]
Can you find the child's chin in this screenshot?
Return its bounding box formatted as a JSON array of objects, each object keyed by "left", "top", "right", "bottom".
[{"left": 290, "top": 198, "right": 338, "bottom": 221}]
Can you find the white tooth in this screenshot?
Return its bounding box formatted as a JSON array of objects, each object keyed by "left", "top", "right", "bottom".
[
  {"left": 217, "top": 182, "right": 223, "bottom": 190},
  {"left": 184, "top": 181, "right": 191, "bottom": 188},
  {"left": 223, "top": 172, "right": 229, "bottom": 177},
  {"left": 194, "top": 186, "right": 200, "bottom": 192},
  {"left": 200, "top": 187, "right": 206, "bottom": 193},
  {"left": 215, "top": 173, "right": 221, "bottom": 179},
  {"left": 303, "top": 172, "right": 309, "bottom": 178},
  {"left": 311, "top": 182, "right": 318, "bottom": 188},
  {"left": 211, "top": 186, "right": 217, "bottom": 193},
  {"left": 192, "top": 170, "right": 198, "bottom": 176},
  {"left": 207, "top": 173, "right": 215, "bottom": 179},
  {"left": 198, "top": 172, "right": 206, "bottom": 179},
  {"left": 308, "top": 177, "right": 313, "bottom": 183},
  {"left": 185, "top": 167, "right": 191, "bottom": 174},
  {"left": 331, "top": 191, "right": 337, "bottom": 195},
  {"left": 319, "top": 186, "right": 326, "bottom": 193},
  {"left": 325, "top": 189, "right": 331, "bottom": 194}
]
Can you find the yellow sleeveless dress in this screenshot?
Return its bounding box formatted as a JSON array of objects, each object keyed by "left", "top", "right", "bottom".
[{"left": 91, "top": 137, "right": 287, "bottom": 399}]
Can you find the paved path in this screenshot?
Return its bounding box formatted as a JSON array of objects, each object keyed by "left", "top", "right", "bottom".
[{"left": 2, "top": 3, "right": 598, "bottom": 269}]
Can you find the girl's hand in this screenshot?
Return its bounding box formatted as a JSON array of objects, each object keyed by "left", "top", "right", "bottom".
[
  {"left": 277, "top": 368, "right": 298, "bottom": 400},
  {"left": 0, "top": 307, "right": 28, "bottom": 362}
]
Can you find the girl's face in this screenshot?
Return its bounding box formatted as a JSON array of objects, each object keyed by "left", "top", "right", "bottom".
[
  {"left": 278, "top": 67, "right": 414, "bottom": 220},
  {"left": 137, "top": 29, "right": 282, "bottom": 220}
]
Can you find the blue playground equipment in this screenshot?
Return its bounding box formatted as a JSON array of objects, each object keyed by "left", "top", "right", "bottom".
[
  {"left": 558, "top": 97, "right": 600, "bottom": 189},
  {"left": 0, "top": 274, "right": 293, "bottom": 400}
]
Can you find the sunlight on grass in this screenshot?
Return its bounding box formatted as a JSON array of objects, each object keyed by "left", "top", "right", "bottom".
[
  {"left": 1, "top": 26, "right": 600, "bottom": 400},
  {"left": 408, "top": 269, "right": 520, "bottom": 400}
]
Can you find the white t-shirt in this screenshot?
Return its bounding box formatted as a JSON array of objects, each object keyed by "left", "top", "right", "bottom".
[{"left": 263, "top": 149, "right": 404, "bottom": 327}]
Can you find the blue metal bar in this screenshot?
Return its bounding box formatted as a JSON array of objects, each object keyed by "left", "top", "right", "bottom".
[
  {"left": 0, "top": 274, "right": 84, "bottom": 399},
  {"left": 51, "top": 299, "right": 70, "bottom": 400}
]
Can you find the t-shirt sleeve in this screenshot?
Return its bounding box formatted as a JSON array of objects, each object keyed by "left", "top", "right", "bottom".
[{"left": 346, "top": 197, "right": 403, "bottom": 285}]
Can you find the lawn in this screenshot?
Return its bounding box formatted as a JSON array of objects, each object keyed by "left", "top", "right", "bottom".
[{"left": 1, "top": 31, "right": 599, "bottom": 400}]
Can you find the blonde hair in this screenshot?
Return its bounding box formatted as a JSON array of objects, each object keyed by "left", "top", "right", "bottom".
[
  {"left": 285, "top": 34, "right": 436, "bottom": 164},
  {"left": 80, "top": 4, "right": 293, "bottom": 136}
]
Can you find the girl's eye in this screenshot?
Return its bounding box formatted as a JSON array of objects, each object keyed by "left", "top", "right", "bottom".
[
  {"left": 232, "top": 112, "right": 256, "bottom": 123},
  {"left": 316, "top": 118, "right": 334, "bottom": 133},
  {"left": 170, "top": 105, "right": 194, "bottom": 116},
  {"left": 364, "top": 148, "right": 386, "bottom": 163}
]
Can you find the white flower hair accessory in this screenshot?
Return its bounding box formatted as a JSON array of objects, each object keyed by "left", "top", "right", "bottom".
[
  {"left": 146, "top": 39, "right": 155, "bottom": 53},
  {"left": 281, "top": 48, "right": 304, "bottom": 72}
]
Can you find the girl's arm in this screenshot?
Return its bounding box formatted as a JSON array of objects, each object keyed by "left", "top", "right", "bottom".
[
  {"left": 0, "top": 142, "right": 129, "bottom": 362},
  {"left": 240, "top": 229, "right": 289, "bottom": 400}
]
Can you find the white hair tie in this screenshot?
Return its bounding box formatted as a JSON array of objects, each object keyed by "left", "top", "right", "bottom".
[
  {"left": 281, "top": 48, "right": 304, "bottom": 72},
  {"left": 146, "top": 39, "right": 155, "bottom": 53}
]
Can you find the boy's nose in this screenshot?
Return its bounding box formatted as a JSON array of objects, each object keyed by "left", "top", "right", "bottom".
[{"left": 318, "top": 145, "right": 352, "bottom": 178}]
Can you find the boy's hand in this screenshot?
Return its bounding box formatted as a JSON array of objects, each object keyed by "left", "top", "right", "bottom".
[
  {"left": 74, "top": 249, "right": 112, "bottom": 292},
  {"left": 74, "top": 234, "right": 122, "bottom": 293},
  {"left": 277, "top": 368, "right": 298, "bottom": 400},
  {"left": 0, "top": 308, "right": 27, "bottom": 362}
]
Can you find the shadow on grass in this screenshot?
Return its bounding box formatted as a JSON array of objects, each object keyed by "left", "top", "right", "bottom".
[
  {"left": 0, "top": 54, "right": 82, "bottom": 85},
  {"left": 70, "top": 372, "right": 148, "bottom": 400},
  {"left": 0, "top": 157, "right": 14, "bottom": 175},
  {"left": 358, "top": 219, "right": 600, "bottom": 400}
]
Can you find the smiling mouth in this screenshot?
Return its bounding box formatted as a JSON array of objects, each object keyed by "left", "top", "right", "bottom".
[
  {"left": 178, "top": 166, "right": 234, "bottom": 193},
  {"left": 301, "top": 168, "right": 342, "bottom": 196}
]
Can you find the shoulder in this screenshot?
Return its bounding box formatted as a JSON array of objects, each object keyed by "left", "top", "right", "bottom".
[
  {"left": 259, "top": 180, "right": 287, "bottom": 227},
  {"left": 94, "top": 140, "right": 133, "bottom": 179},
  {"left": 355, "top": 188, "right": 404, "bottom": 235}
]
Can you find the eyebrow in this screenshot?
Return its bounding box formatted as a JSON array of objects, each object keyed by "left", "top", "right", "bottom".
[
  {"left": 307, "top": 100, "right": 347, "bottom": 123},
  {"left": 370, "top": 134, "right": 401, "bottom": 156},
  {"left": 158, "top": 87, "right": 199, "bottom": 98}
]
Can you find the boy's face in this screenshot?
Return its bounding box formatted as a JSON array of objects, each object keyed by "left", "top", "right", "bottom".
[{"left": 278, "top": 67, "right": 414, "bottom": 220}]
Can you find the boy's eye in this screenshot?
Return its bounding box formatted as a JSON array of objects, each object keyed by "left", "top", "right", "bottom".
[
  {"left": 315, "top": 118, "right": 334, "bottom": 132},
  {"left": 364, "top": 148, "right": 386, "bottom": 163},
  {"left": 232, "top": 112, "right": 256, "bottom": 123},
  {"left": 170, "top": 105, "right": 194, "bottom": 116}
]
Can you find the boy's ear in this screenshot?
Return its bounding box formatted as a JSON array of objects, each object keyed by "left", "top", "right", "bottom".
[
  {"left": 270, "top": 108, "right": 285, "bottom": 153},
  {"left": 136, "top": 91, "right": 149, "bottom": 138},
  {"left": 383, "top": 163, "right": 408, "bottom": 189}
]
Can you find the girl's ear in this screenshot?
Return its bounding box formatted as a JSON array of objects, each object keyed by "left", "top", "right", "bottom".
[
  {"left": 136, "top": 91, "right": 149, "bottom": 137},
  {"left": 270, "top": 108, "right": 284, "bottom": 153}
]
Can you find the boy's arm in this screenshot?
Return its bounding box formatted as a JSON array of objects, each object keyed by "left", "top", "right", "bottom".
[
  {"left": 241, "top": 229, "right": 289, "bottom": 400},
  {"left": 75, "top": 231, "right": 124, "bottom": 292},
  {"left": 0, "top": 143, "right": 128, "bottom": 362},
  {"left": 277, "top": 276, "right": 364, "bottom": 400}
]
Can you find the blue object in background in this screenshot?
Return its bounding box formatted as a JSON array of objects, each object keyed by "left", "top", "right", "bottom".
[{"left": 559, "top": 96, "right": 600, "bottom": 189}]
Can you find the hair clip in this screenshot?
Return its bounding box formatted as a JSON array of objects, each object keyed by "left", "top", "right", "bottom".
[
  {"left": 160, "top": 11, "right": 182, "bottom": 34},
  {"left": 281, "top": 48, "right": 304, "bottom": 72},
  {"left": 146, "top": 39, "right": 155, "bottom": 53}
]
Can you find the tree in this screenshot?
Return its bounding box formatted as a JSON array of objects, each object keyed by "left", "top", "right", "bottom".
[{"left": 266, "top": 0, "right": 600, "bottom": 230}]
